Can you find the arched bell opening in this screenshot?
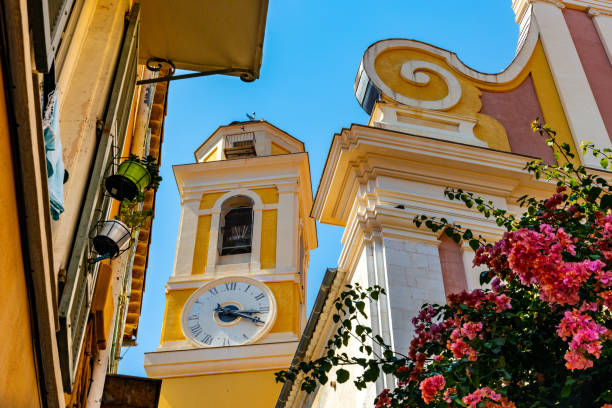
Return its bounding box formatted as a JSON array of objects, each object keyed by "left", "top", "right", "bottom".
[{"left": 218, "top": 195, "right": 254, "bottom": 264}]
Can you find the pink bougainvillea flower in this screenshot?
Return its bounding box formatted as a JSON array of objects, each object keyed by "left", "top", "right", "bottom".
[
  {"left": 419, "top": 374, "right": 445, "bottom": 404},
  {"left": 557, "top": 309, "right": 609, "bottom": 370}
]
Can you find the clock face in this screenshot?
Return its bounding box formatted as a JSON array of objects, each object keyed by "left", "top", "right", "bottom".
[{"left": 181, "top": 276, "right": 277, "bottom": 347}]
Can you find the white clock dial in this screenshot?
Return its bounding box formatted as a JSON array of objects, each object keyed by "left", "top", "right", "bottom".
[{"left": 181, "top": 276, "right": 277, "bottom": 347}]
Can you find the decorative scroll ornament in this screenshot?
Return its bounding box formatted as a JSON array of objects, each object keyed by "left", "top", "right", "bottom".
[
  {"left": 397, "top": 60, "right": 462, "bottom": 110},
  {"left": 145, "top": 57, "right": 176, "bottom": 75}
]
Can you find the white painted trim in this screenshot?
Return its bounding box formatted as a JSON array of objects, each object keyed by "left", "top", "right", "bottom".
[
  {"left": 312, "top": 124, "right": 544, "bottom": 223},
  {"left": 590, "top": 8, "right": 612, "bottom": 66},
  {"left": 198, "top": 203, "right": 277, "bottom": 215},
  {"left": 211, "top": 189, "right": 264, "bottom": 211},
  {"left": 373, "top": 59, "right": 463, "bottom": 110},
  {"left": 166, "top": 272, "right": 300, "bottom": 290},
  {"left": 144, "top": 341, "right": 298, "bottom": 378},
  {"left": 173, "top": 199, "right": 201, "bottom": 277},
  {"left": 205, "top": 189, "right": 264, "bottom": 274},
  {"left": 370, "top": 103, "right": 486, "bottom": 147},
  {"left": 276, "top": 183, "right": 299, "bottom": 273}
]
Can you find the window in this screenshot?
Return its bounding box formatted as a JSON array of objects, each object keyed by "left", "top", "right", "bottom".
[
  {"left": 220, "top": 196, "right": 253, "bottom": 255},
  {"left": 29, "top": 0, "right": 78, "bottom": 73}
]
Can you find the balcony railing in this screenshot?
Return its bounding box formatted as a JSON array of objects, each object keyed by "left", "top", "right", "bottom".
[{"left": 224, "top": 132, "right": 256, "bottom": 159}]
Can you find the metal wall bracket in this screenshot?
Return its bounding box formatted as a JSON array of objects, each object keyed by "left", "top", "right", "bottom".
[{"left": 137, "top": 57, "right": 255, "bottom": 85}]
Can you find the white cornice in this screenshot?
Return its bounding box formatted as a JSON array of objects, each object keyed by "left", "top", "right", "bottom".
[
  {"left": 312, "top": 124, "right": 543, "bottom": 226},
  {"left": 144, "top": 341, "right": 298, "bottom": 378},
  {"left": 166, "top": 272, "right": 300, "bottom": 290}
]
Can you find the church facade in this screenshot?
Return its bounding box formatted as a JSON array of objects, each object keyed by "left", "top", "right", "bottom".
[
  {"left": 146, "top": 0, "right": 612, "bottom": 407},
  {"left": 280, "top": 0, "right": 612, "bottom": 406}
]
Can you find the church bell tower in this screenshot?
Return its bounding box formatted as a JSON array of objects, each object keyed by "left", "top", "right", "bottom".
[{"left": 144, "top": 120, "right": 317, "bottom": 407}]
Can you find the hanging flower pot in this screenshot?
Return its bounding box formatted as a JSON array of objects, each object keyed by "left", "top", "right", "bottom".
[
  {"left": 105, "top": 160, "right": 151, "bottom": 201},
  {"left": 92, "top": 219, "right": 131, "bottom": 259}
]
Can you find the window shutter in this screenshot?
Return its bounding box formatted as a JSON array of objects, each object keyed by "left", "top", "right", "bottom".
[
  {"left": 57, "top": 4, "right": 139, "bottom": 392},
  {"left": 28, "top": 0, "right": 76, "bottom": 73}
]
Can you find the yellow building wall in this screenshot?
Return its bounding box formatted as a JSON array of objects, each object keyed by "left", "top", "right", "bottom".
[
  {"left": 159, "top": 369, "right": 282, "bottom": 408},
  {"left": 193, "top": 190, "right": 279, "bottom": 274},
  {"left": 271, "top": 142, "right": 290, "bottom": 155},
  {"left": 253, "top": 187, "right": 279, "bottom": 204},
  {"left": 200, "top": 192, "right": 226, "bottom": 210},
  {"left": 528, "top": 41, "right": 579, "bottom": 162},
  {"left": 0, "top": 66, "right": 41, "bottom": 407},
  {"left": 191, "top": 215, "right": 211, "bottom": 275},
  {"left": 203, "top": 147, "right": 218, "bottom": 162},
  {"left": 161, "top": 281, "right": 299, "bottom": 344},
  {"left": 260, "top": 209, "right": 277, "bottom": 269}
]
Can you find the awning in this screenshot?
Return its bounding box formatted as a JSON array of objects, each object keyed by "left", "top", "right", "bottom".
[{"left": 139, "top": 0, "right": 269, "bottom": 80}]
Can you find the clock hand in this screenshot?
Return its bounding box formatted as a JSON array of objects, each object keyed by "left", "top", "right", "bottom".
[
  {"left": 214, "top": 305, "right": 265, "bottom": 323},
  {"left": 225, "top": 310, "right": 265, "bottom": 324}
]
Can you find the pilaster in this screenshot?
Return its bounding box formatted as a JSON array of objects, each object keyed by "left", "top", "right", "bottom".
[
  {"left": 205, "top": 208, "right": 221, "bottom": 274},
  {"left": 589, "top": 7, "right": 612, "bottom": 65},
  {"left": 275, "top": 184, "right": 299, "bottom": 273},
  {"left": 515, "top": 0, "right": 612, "bottom": 166},
  {"left": 172, "top": 197, "right": 201, "bottom": 277},
  {"left": 460, "top": 242, "right": 488, "bottom": 291}
]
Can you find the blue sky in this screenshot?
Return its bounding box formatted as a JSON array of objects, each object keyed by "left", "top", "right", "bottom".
[{"left": 118, "top": 1, "right": 519, "bottom": 376}]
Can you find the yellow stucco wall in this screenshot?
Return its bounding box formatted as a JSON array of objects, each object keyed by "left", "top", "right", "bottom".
[
  {"left": 161, "top": 289, "right": 195, "bottom": 343},
  {"left": 203, "top": 147, "right": 218, "bottom": 162},
  {"left": 253, "top": 187, "right": 279, "bottom": 204},
  {"left": 0, "top": 66, "right": 41, "bottom": 407},
  {"left": 159, "top": 369, "right": 282, "bottom": 408},
  {"left": 192, "top": 190, "right": 278, "bottom": 275},
  {"left": 271, "top": 142, "right": 291, "bottom": 155},
  {"left": 192, "top": 215, "right": 211, "bottom": 275},
  {"left": 528, "top": 41, "right": 579, "bottom": 162},
  {"left": 200, "top": 192, "right": 226, "bottom": 210},
  {"left": 161, "top": 281, "right": 299, "bottom": 344},
  {"left": 260, "top": 209, "right": 277, "bottom": 269}
]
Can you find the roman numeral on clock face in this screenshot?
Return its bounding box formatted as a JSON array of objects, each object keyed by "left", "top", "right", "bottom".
[
  {"left": 188, "top": 314, "right": 199, "bottom": 321},
  {"left": 259, "top": 306, "right": 269, "bottom": 313},
  {"left": 225, "top": 282, "right": 237, "bottom": 291},
  {"left": 190, "top": 324, "right": 203, "bottom": 338},
  {"left": 254, "top": 293, "right": 265, "bottom": 301},
  {"left": 208, "top": 287, "right": 218, "bottom": 295},
  {"left": 201, "top": 334, "right": 213, "bottom": 345}
]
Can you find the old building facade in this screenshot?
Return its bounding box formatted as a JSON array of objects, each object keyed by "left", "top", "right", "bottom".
[{"left": 0, "top": 1, "right": 268, "bottom": 406}]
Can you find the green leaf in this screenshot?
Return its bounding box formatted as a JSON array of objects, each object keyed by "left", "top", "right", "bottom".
[
  {"left": 480, "top": 270, "right": 491, "bottom": 285},
  {"left": 336, "top": 368, "right": 350, "bottom": 384},
  {"left": 601, "top": 157, "right": 609, "bottom": 169},
  {"left": 469, "top": 239, "right": 480, "bottom": 251},
  {"left": 493, "top": 337, "right": 506, "bottom": 346},
  {"left": 601, "top": 194, "right": 612, "bottom": 210}
]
